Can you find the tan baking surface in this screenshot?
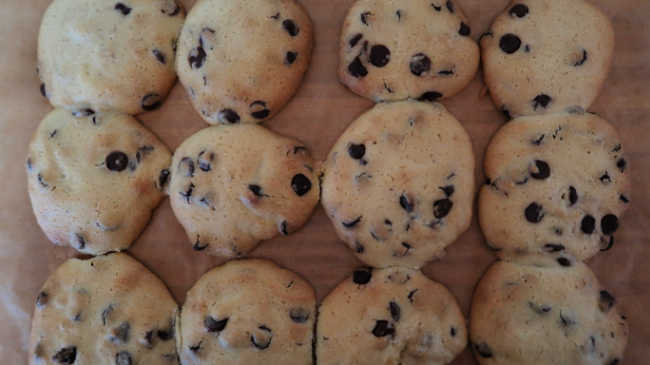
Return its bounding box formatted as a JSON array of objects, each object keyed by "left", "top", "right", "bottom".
[{"left": 1, "top": 0, "right": 648, "bottom": 363}]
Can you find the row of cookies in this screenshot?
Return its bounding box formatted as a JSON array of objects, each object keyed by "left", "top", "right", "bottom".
[{"left": 30, "top": 253, "right": 468, "bottom": 364}]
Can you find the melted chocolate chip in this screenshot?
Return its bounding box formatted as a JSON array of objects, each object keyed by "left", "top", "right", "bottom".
[
  {"left": 557, "top": 257, "right": 571, "bottom": 267},
  {"left": 509, "top": 4, "right": 529, "bottom": 17},
  {"left": 349, "top": 33, "right": 363, "bottom": 47},
  {"left": 106, "top": 151, "right": 129, "bottom": 172},
  {"left": 533, "top": 94, "right": 552, "bottom": 110},
  {"left": 114, "top": 3, "right": 131, "bottom": 16},
  {"left": 52, "top": 346, "right": 76, "bottom": 364},
  {"left": 348, "top": 56, "right": 368, "bottom": 78},
  {"left": 285, "top": 51, "right": 298, "bottom": 65},
  {"left": 282, "top": 19, "right": 299, "bottom": 36},
  {"left": 530, "top": 160, "right": 550, "bottom": 179},
  {"left": 500, "top": 33, "right": 521, "bottom": 54},
  {"left": 205, "top": 316, "right": 228, "bottom": 332},
  {"left": 601, "top": 214, "right": 619, "bottom": 235},
  {"left": 581, "top": 215, "right": 596, "bottom": 234},
  {"left": 142, "top": 93, "right": 162, "bottom": 111},
  {"left": 399, "top": 194, "right": 414, "bottom": 213},
  {"left": 342, "top": 216, "right": 362, "bottom": 228},
  {"left": 291, "top": 174, "right": 312, "bottom": 196},
  {"left": 458, "top": 22, "right": 471, "bottom": 36},
  {"left": 115, "top": 351, "right": 132, "bottom": 365},
  {"left": 525, "top": 202, "right": 544, "bottom": 223},
  {"left": 372, "top": 320, "right": 395, "bottom": 337},
  {"left": 369, "top": 45, "right": 391, "bottom": 67},
  {"left": 410, "top": 53, "right": 431, "bottom": 76},
  {"left": 348, "top": 143, "right": 366, "bottom": 159},
  {"left": 475, "top": 343, "right": 492, "bottom": 358},
  {"left": 353, "top": 267, "right": 372, "bottom": 284},
  {"left": 389, "top": 301, "right": 401, "bottom": 322},
  {"left": 418, "top": 91, "right": 443, "bottom": 102},
  {"left": 433, "top": 199, "right": 453, "bottom": 218},
  {"left": 289, "top": 308, "right": 310, "bottom": 323}
]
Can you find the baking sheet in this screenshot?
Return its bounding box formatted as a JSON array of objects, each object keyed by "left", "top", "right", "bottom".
[{"left": 1, "top": 0, "right": 649, "bottom": 363}]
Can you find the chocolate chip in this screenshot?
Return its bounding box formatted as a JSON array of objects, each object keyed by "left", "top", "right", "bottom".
[
  {"left": 417, "top": 91, "right": 443, "bottom": 102},
  {"left": 40, "top": 83, "right": 47, "bottom": 98},
  {"left": 600, "top": 236, "right": 614, "bottom": 251},
  {"left": 135, "top": 145, "right": 154, "bottom": 163},
  {"left": 142, "top": 93, "right": 162, "bottom": 111},
  {"left": 248, "top": 185, "right": 267, "bottom": 197},
  {"left": 446, "top": 0, "right": 454, "bottom": 12},
  {"left": 285, "top": 51, "right": 298, "bottom": 65},
  {"left": 609, "top": 359, "right": 620, "bottom": 365},
  {"left": 72, "top": 108, "right": 95, "bottom": 117},
  {"left": 360, "top": 11, "right": 371, "bottom": 25},
  {"left": 157, "top": 318, "right": 175, "bottom": 341},
  {"left": 399, "top": 194, "right": 414, "bottom": 213},
  {"left": 559, "top": 312, "right": 575, "bottom": 327},
  {"left": 161, "top": 0, "right": 181, "bottom": 16},
  {"left": 612, "top": 144, "right": 622, "bottom": 152},
  {"left": 218, "top": 109, "right": 240, "bottom": 124},
  {"left": 432, "top": 3, "right": 442, "bottom": 11},
  {"left": 180, "top": 183, "right": 195, "bottom": 204},
  {"left": 501, "top": 106, "right": 512, "bottom": 120},
  {"left": 348, "top": 143, "right": 366, "bottom": 159},
  {"left": 142, "top": 330, "right": 154, "bottom": 347},
  {"left": 529, "top": 302, "right": 552, "bottom": 314},
  {"left": 75, "top": 233, "right": 86, "bottom": 249},
  {"left": 525, "top": 202, "right": 544, "bottom": 223},
  {"left": 369, "top": 45, "right": 390, "bottom": 67},
  {"left": 620, "top": 194, "right": 629, "bottom": 203},
  {"left": 530, "top": 160, "right": 550, "bottom": 179},
  {"left": 102, "top": 304, "right": 114, "bottom": 325},
  {"left": 349, "top": 33, "right": 363, "bottom": 47},
  {"left": 389, "top": 301, "right": 401, "bottom": 321},
  {"left": 433, "top": 199, "right": 453, "bottom": 218},
  {"left": 342, "top": 216, "right": 362, "bottom": 228},
  {"left": 474, "top": 343, "right": 492, "bottom": 358},
  {"left": 270, "top": 12, "right": 280, "bottom": 20},
  {"left": 407, "top": 289, "right": 418, "bottom": 303},
  {"left": 617, "top": 158, "right": 626, "bottom": 172},
  {"left": 410, "top": 53, "right": 431, "bottom": 76},
  {"left": 499, "top": 33, "right": 521, "bottom": 54},
  {"left": 348, "top": 56, "right": 368, "bottom": 78},
  {"left": 458, "top": 22, "right": 471, "bottom": 36},
  {"left": 353, "top": 267, "right": 372, "bottom": 284},
  {"left": 438, "top": 69, "right": 454, "bottom": 76},
  {"left": 179, "top": 157, "right": 195, "bottom": 177},
  {"left": 291, "top": 174, "right": 312, "bottom": 196},
  {"left": 372, "top": 320, "right": 395, "bottom": 337},
  {"left": 598, "top": 290, "right": 616, "bottom": 312},
  {"left": 188, "top": 46, "right": 206, "bottom": 69},
  {"left": 248, "top": 100, "right": 270, "bottom": 120},
  {"left": 115, "top": 351, "right": 132, "bottom": 365},
  {"left": 152, "top": 49, "right": 166, "bottom": 64},
  {"left": 581, "top": 215, "right": 596, "bottom": 234},
  {"left": 440, "top": 185, "right": 455, "bottom": 197},
  {"left": 52, "top": 346, "right": 76, "bottom": 364},
  {"left": 279, "top": 221, "right": 288, "bottom": 235},
  {"left": 568, "top": 186, "right": 578, "bottom": 206},
  {"left": 289, "top": 308, "right": 310, "bottom": 323},
  {"left": 205, "top": 316, "right": 228, "bottom": 332},
  {"left": 543, "top": 243, "right": 565, "bottom": 252},
  {"left": 189, "top": 342, "right": 202, "bottom": 352},
  {"left": 36, "top": 291, "right": 48, "bottom": 308},
  {"left": 158, "top": 169, "right": 170, "bottom": 188},
  {"left": 197, "top": 152, "right": 213, "bottom": 172},
  {"left": 601, "top": 214, "right": 619, "bottom": 235},
  {"left": 251, "top": 325, "right": 272, "bottom": 349},
  {"left": 282, "top": 19, "right": 299, "bottom": 36},
  {"left": 396, "top": 9, "right": 402, "bottom": 20},
  {"left": 111, "top": 322, "right": 130, "bottom": 344},
  {"left": 557, "top": 257, "right": 571, "bottom": 267},
  {"left": 509, "top": 4, "right": 529, "bottom": 17},
  {"left": 532, "top": 94, "right": 552, "bottom": 110},
  {"left": 105, "top": 151, "right": 128, "bottom": 172},
  {"left": 114, "top": 3, "right": 131, "bottom": 16},
  {"left": 193, "top": 237, "right": 208, "bottom": 251},
  {"left": 574, "top": 49, "right": 588, "bottom": 66},
  {"left": 600, "top": 172, "right": 612, "bottom": 184}
]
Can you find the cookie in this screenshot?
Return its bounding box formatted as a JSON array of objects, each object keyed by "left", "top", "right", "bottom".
[
  {"left": 176, "top": 0, "right": 313, "bottom": 124},
  {"left": 479, "top": 111, "right": 630, "bottom": 261},
  {"left": 321, "top": 101, "right": 474, "bottom": 268},
  {"left": 470, "top": 259, "right": 629, "bottom": 365},
  {"left": 168, "top": 124, "right": 319, "bottom": 257},
  {"left": 37, "top": 0, "right": 185, "bottom": 115},
  {"left": 338, "top": 0, "right": 479, "bottom": 102},
  {"left": 178, "top": 259, "right": 315, "bottom": 365},
  {"left": 29, "top": 253, "right": 180, "bottom": 365},
  {"left": 317, "top": 266, "right": 467, "bottom": 365},
  {"left": 481, "top": 0, "right": 615, "bottom": 119},
  {"left": 26, "top": 108, "right": 171, "bottom": 255}
]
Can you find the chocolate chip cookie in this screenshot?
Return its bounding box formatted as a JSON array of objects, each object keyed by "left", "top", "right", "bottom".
[
  {"left": 481, "top": 0, "right": 615, "bottom": 119},
  {"left": 37, "top": 0, "right": 185, "bottom": 115},
  {"left": 26, "top": 108, "right": 171, "bottom": 255},
  {"left": 321, "top": 101, "right": 475, "bottom": 268},
  {"left": 317, "top": 266, "right": 467, "bottom": 365},
  {"left": 479, "top": 111, "right": 630, "bottom": 261},
  {"left": 168, "top": 124, "right": 319, "bottom": 257},
  {"left": 29, "top": 253, "right": 179, "bottom": 365},
  {"left": 176, "top": 0, "right": 313, "bottom": 124},
  {"left": 339, "top": 0, "right": 479, "bottom": 102},
  {"left": 470, "top": 259, "right": 629, "bottom": 365},
  {"left": 179, "top": 259, "right": 315, "bottom": 365}
]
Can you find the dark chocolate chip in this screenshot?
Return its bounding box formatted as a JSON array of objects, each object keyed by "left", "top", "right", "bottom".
[
  {"left": 152, "top": 49, "right": 166, "bottom": 64},
  {"left": 205, "top": 316, "right": 228, "bottom": 332},
  {"left": 446, "top": 0, "right": 454, "bottom": 12},
  {"left": 515, "top": 177, "right": 528, "bottom": 185},
  {"left": 189, "top": 342, "right": 202, "bottom": 352},
  {"left": 617, "top": 158, "right": 626, "bottom": 173},
  {"left": 348, "top": 56, "right": 368, "bottom": 78},
  {"left": 114, "top": 3, "right": 131, "bottom": 16},
  {"left": 285, "top": 51, "right": 298, "bottom": 65},
  {"left": 342, "top": 216, "right": 362, "bottom": 228},
  {"left": 280, "top": 221, "right": 288, "bottom": 235},
  {"left": 620, "top": 194, "right": 629, "bottom": 203},
  {"left": 531, "top": 134, "right": 545, "bottom": 146},
  {"left": 599, "top": 291, "right": 615, "bottom": 311},
  {"left": 529, "top": 301, "right": 552, "bottom": 314},
  {"left": 349, "top": 33, "right": 363, "bottom": 47},
  {"left": 458, "top": 22, "right": 471, "bottom": 36},
  {"left": 115, "top": 351, "right": 132, "bottom": 365},
  {"left": 396, "top": 9, "right": 402, "bottom": 20},
  {"left": 180, "top": 183, "right": 195, "bottom": 204},
  {"left": 111, "top": 322, "right": 130, "bottom": 344},
  {"left": 289, "top": 308, "right": 310, "bottom": 323},
  {"left": 450, "top": 327, "right": 456, "bottom": 336},
  {"left": 438, "top": 69, "right": 454, "bottom": 76},
  {"left": 102, "top": 304, "right": 114, "bottom": 325},
  {"left": 533, "top": 94, "right": 552, "bottom": 110},
  {"left": 509, "top": 4, "right": 529, "bottom": 18},
  {"left": 218, "top": 109, "right": 240, "bottom": 124},
  {"left": 574, "top": 49, "right": 588, "bottom": 66},
  {"left": 410, "top": 53, "right": 431, "bottom": 76},
  {"left": 193, "top": 236, "right": 208, "bottom": 250},
  {"left": 251, "top": 325, "right": 272, "bottom": 349},
  {"left": 143, "top": 330, "right": 154, "bottom": 347},
  {"left": 106, "top": 151, "right": 129, "bottom": 172},
  {"left": 360, "top": 11, "right": 371, "bottom": 25},
  {"left": 369, "top": 45, "right": 391, "bottom": 67},
  {"left": 499, "top": 33, "right": 521, "bottom": 54},
  {"left": 600, "top": 172, "right": 612, "bottom": 184},
  {"left": 198, "top": 155, "right": 213, "bottom": 172},
  {"left": 389, "top": 301, "right": 401, "bottom": 322},
  {"left": 142, "top": 93, "right": 162, "bottom": 111},
  {"left": 372, "top": 320, "right": 395, "bottom": 337},
  {"left": 250, "top": 100, "right": 270, "bottom": 119},
  {"left": 601, "top": 214, "right": 619, "bottom": 235},
  {"left": 270, "top": 12, "right": 280, "bottom": 19},
  {"left": 348, "top": 143, "right": 366, "bottom": 159},
  {"left": 557, "top": 257, "right": 571, "bottom": 267},
  {"left": 291, "top": 174, "right": 312, "bottom": 196},
  {"left": 559, "top": 312, "right": 575, "bottom": 327},
  {"left": 248, "top": 184, "right": 267, "bottom": 197},
  {"left": 135, "top": 145, "right": 154, "bottom": 163},
  {"left": 36, "top": 291, "right": 48, "bottom": 308},
  {"left": 530, "top": 160, "right": 550, "bottom": 179},
  {"left": 440, "top": 185, "right": 454, "bottom": 197},
  {"left": 433, "top": 199, "right": 453, "bottom": 219},
  {"left": 543, "top": 243, "right": 565, "bottom": 252},
  {"left": 72, "top": 108, "right": 95, "bottom": 117},
  {"left": 432, "top": 3, "right": 442, "bottom": 11},
  {"left": 40, "top": 83, "right": 47, "bottom": 98},
  {"left": 353, "top": 267, "right": 372, "bottom": 284},
  {"left": 399, "top": 194, "right": 414, "bottom": 213},
  {"left": 158, "top": 169, "right": 170, "bottom": 188},
  {"left": 75, "top": 233, "right": 86, "bottom": 249},
  {"left": 581, "top": 215, "right": 596, "bottom": 234},
  {"left": 418, "top": 91, "right": 443, "bottom": 102},
  {"left": 282, "top": 19, "right": 299, "bottom": 36},
  {"left": 568, "top": 186, "right": 578, "bottom": 206},
  {"left": 188, "top": 46, "right": 206, "bottom": 69},
  {"left": 612, "top": 144, "right": 622, "bottom": 152},
  {"left": 179, "top": 157, "right": 195, "bottom": 177},
  {"left": 407, "top": 289, "right": 418, "bottom": 303},
  {"left": 525, "top": 202, "right": 544, "bottom": 223},
  {"left": 52, "top": 346, "right": 76, "bottom": 364},
  {"left": 474, "top": 343, "right": 492, "bottom": 358}
]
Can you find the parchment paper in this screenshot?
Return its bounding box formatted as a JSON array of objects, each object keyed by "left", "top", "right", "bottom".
[{"left": 1, "top": 1, "right": 648, "bottom": 363}]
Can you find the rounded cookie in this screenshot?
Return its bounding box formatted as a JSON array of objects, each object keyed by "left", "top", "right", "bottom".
[
  {"left": 29, "top": 253, "right": 179, "bottom": 365},
  {"left": 38, "top": 0, "right": 185, "bottom": 115},
  {"left": 176, "top": 0, "right": 313, "bottom": 124},
  {"left": 26, "top": 108, "right": 172, "bottom": 255},
  {"left": 317, "top": 266, "right": 467, "bottom": 365},
  {"left": 481, "top": 0, "right": 615, "bottom": 118},
  {"left": 470, "top": 259, "right": 629, "bottom": 365},
  {"left": 168, "top": 124, "right": 319, "bottom": 257},
  {"left": 321, "top": 101, "right": 475, "bottom": 268},
  {"left": 179, "top": 259, "right": 315, "bottom": 365},
  {"left": 479, "top": 111, "right": 630, "bottom": 261},
  {"left": 339, "top": 0, "right": 479, "bottom": 102}
]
